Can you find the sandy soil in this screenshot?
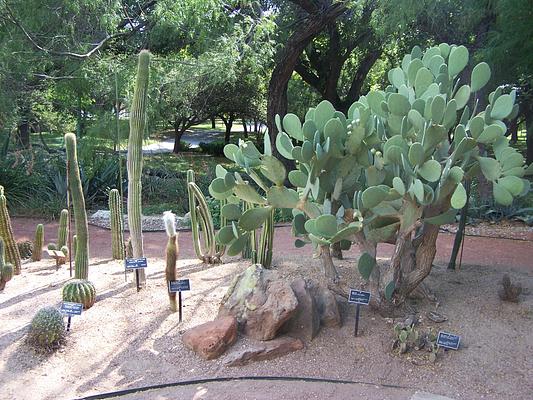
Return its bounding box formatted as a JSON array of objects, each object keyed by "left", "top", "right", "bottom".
[{"left": 1, "top": 240, "right": 533, "bottom": 400}]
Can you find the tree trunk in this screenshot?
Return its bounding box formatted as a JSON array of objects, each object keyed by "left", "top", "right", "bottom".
[
  {"left": 17, "top": 119, "right": 30, "bottom": 148},
  {"left": 266, "top": 2, "right": 346, "bottom": 164},
  {"left": 508, "top": 118, "right": 518, "bottom": 143},
  {"left": 173, "top": 119, "right": 187, "bottom": 153},
  {"left": 242, "top": 118, "right": 248, "bottom": 138},
  {"left": 320, "top": 244, "right": 339, "bottom": 283},
  {"left": 220, "top": 114, "right": 235, "bottom": 144},
  {"left": 211, "top": 117, "right": 216, "bottom": 129}
]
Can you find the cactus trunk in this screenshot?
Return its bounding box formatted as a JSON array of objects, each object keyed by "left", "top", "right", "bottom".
[
  {"left": 64, "top": 133, "right": 89, "bottom": 280},
  {"left": 57, "top": 209, "right": 69, "bottom": 248},
  {"left": 0, "top": 186, "right": 21, "bottom": 274},
  {"left": 109, "top": 189, "right": 125, "bottom": 260},
  {"left": 32, "top": 224, "right": 44, "bottom": 261},
  {"left": 164, "top": 212, "right": 179, "bottom": 312},
  {"left": 127, "top": 50, "right": 150, "bottom": 287}
]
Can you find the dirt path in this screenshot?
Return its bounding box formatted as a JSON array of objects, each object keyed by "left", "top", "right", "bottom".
[{"left": 12, "top": 217, "right": 533, "bottom": 271}]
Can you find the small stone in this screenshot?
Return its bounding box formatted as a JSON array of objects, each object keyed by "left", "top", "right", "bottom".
[
  {"left": 224, "top": 336, "right": 304, "bottom": 366},
  {"left": 182, "top": 316, "right": 237, "bottom": 360}
]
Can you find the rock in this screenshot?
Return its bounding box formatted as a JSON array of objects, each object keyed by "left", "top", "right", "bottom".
[
  {"left": 309, "top": 282, "right": 342, "bottom": 328},
  {"left": 182, "top": 316, "right": 237, "bottom": 360},
  {"left": 282, "top": 278, "right": 320, "bottom": 341},
  {"left": 218, "top": 264, "right": 298, "bottom": 341},
  {"left": 224, "top": 336, "right": 304, "bottom": 366}
]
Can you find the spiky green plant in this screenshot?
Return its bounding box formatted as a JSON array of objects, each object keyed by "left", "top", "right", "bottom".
[
  {"left": 0, "top": 186, "right": 21, "bottom": 274},
  {"left": 163, "top": 211, "right": 178, "bottom": 312},
  {"left": 65, "top": 133, "right": 89, "bottom": 279},
  {"left": 26, "top": 307, "right": 66, "bottom": 352},
  {"left": 187, "top": 169, "right": 223, "bottom": 263},
  {"left": 127, "top": 50, "right": 150, "bottom": 287},
  {"left": 17, "top": 240, "right": 33, "bottom": 260},
  {"left": 57, "top": 209, "right": 69, "bottom": 249},
  {"left": 109, "top": 189, "right": 125, "bottom": 260},
  {"left": 32, "top": 224, "right": 44, "bottom": 261},
  {"left": 209, "top": 43, "right": 532, "bottom": 312},
  {"left": 0, "top": 238, "right": 14, "bottom": 290},
  {"left": 62, "top": 279, "right": 96, "bottom": 309}
]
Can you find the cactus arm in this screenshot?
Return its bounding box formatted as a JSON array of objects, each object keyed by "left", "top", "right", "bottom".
[{"left": 127, "top": 50, "right": 150, "bottom": 286}]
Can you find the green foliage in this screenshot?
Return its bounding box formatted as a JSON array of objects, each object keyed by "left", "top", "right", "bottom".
[{"left": 26, "top": 307, "right": 66, "bottom": 352}]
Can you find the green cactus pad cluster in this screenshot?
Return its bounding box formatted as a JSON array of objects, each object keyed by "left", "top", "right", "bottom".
[
  {"left": 26, "top": 306, "right": 66, "bottom": 352},
  {"left": 62, "top": 279, "right": 96, "bottom": 309},
  {"left": 17, "top": 240, "right": 33, "bottom": 260}
]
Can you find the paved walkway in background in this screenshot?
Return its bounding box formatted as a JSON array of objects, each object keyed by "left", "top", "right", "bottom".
[
  {"left": 142, "top": 129, "right": 224, "bottom": 154},
  {"left": 12, "top": 218, "right": 533, "bottom": 271}
]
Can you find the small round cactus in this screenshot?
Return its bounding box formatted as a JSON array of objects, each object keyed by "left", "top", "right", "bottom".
[
  {"left": 47, "top": 243, "right": 57, "bottom": 251},
  {"left": 26, "top": 307, "right": 66, "bottom": 352},
  {"left": 62, "top": 279, "right": 96, "bottom": 309},
  {"left": 17, "top": 240, "right": 33, "bottom": 260}
]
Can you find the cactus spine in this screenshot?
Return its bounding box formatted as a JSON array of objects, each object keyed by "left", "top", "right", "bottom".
[
  {"left": 127, "top": 50, "right": 150, "bottom": 287},
  {"left": 163, "top": 211, "right": 179, "bottom": 312},
  {"left": 187, "top": 169, "right": 222, "bottom": 263},
  {"left": 109, "top": 189, "right": 125, "bottom": 260},
  {"left": 57, "top": 209, "right": 69, "bottom": 248},
  {"left": 0, "top": 238, "right": 14, "bottom": 290},
  {"left": 65, "top": 133, "right": 89, "bottom": 279},
  {"left": 0, "top": 186, "right": 21, "bottom": 274},
  {"left": 32, "top": 224, "right": 44, "bottom": 261}
]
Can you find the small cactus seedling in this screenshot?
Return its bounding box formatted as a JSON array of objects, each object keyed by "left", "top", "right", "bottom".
[{"left": 499, "top": 274, "right": 522, "bottom": 302}]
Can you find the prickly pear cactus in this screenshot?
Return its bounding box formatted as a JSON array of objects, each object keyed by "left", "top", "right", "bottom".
[
  {"left": 26, "top": 306, "right": 66, "bottom": 351},
  {"left": 17, "top": 240, "right": 33, "bottom": 260},
  {"left": 62, "top": 279, "right": 96, "bottom": 309},
  {"left": 32, "top": 224, "right": 44, "bottom": 262}
]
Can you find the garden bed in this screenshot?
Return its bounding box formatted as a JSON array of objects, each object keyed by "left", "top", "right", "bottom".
[{"left": 1, "top": 251, "right": 532, "bottom": 400}]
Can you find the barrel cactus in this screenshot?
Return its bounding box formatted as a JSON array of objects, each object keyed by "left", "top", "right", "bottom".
[
  {"left": 32, "top": 224, "right": 44, "bottom": 261},
  {"left": 62, "top": 279, "right": 96, "bottom": 309},
  {"left": 126, "top": 50, "right": 151, "bottom": 287},
  {"left": 0, "top": 238, "right": 14, "bottom": 290},
  {"left": 26, "top": 306, "right": 66, "bottom": 351},
  {"left": 0, "top": 186, "right": 21, "bottom": 274},
  {"left": 17, "top": 240, "right": 33, "bottom": 260},
  {"left": 210, "top": 43, "right": 532, "bottom": 312}
]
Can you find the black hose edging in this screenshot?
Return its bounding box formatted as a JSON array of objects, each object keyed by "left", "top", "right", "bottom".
[{"left": 76, "top": 375, "right": 416, "bottom": 400}]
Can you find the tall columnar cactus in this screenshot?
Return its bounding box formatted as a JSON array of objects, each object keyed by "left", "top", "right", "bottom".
[
  {"left": 65, "top": 133, "right": 89, "bottom": 279},
  {"left": 32, "top": 224, "right": 44, "bottom": 261},
  {"left": 209, "top": 43, "right": 532, "bottom": 312},
  {"left": 109, "top": 189, "right": 125, "bottom": 260},
  {"left": 0, "top": 238, "right": 14, "bottom": 290},
  {"left": 187, "top": 169, "right": 223, "bottom": 263},
  {"left": 57, "top": 209, "right": 69, "bottom": 249},
  {"left": 0, "top": 186, "right": 21, "bottom": 274},
  {"left": 163, "top": 211, "right": 179, "bottom": 312},
  {"left": 127, "top": 50, "right": 150, "bottom": 287}
]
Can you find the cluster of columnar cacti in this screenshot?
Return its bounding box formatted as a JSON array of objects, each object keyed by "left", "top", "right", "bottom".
[
  {"left": 0, "top": 238, "right": 14, "bottom": 290},
  {"left": 62, "top": 279, "right": 96, "bottom": 309},
  {"left": 109, "top": 189, "right": 125, "bottom": 260},
  {"left": 0, "top": 186, "right": 21, "bottom": 274},
  {"left": 209, "top": 43, "right": 532, "bottom": 307},
  {"left": 126, "top": 50, "right": 150, "bottom": 287},
  {"left": 26, "top": 306, "right": 66, "bottom": 351},
  {"left": 65, "top": 133, "right": 89, "bottom": 280},
  {"left": 163, "top": 211, "right": 179, "bottom": 311},
  {"left": 32, "top": 224, "right": 44, "bottom": 261},
  {"left": 17, "top": 240, "right": 33, "bottom": 259},
  {"left": 188, "top": 169, "right": 223, "bottom": 263}
]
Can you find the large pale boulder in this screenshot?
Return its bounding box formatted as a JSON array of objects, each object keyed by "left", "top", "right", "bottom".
[
  {"left": 218, "top": 264, "right": 298, "bottom": 341},
  {"left": 182, "top": 316, "right": 237, "bottom": 360}
]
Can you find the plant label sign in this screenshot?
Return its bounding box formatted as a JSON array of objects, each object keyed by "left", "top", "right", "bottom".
[
  {"left": 169, "top": 279, "right": 191, "bottom": 293},
  {"left": 125, "top": 257, "right": 148, "bottom": 270},
  {"left": 61, "top": 302, "right": 83, "bottom": 316},
  {"left": 437, "top": 331, "right": 461, "bottom": 350},
  {"left": 348, "top": 289, "right": 371, "bottom": 305}
]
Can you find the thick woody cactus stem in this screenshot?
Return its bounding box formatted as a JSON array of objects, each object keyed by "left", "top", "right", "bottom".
[
  {"left": 163, "top": 211, "right": 178, "bottom": 312},
  {"left": 64, "top": 133, "right": 89, "bottom": 279},
  {"left": 109, "top": 189, "right": 125, "bottom": 260},
  {"left": 0, "top": 186, "right": 21, "bottom": 274},
  {"left": 57, "top": 209, "right": 69, "bottom": 248},
  {"left": 127, "top": 50, "right": 150, "bottom": 286},
  {"left": 32, "top": 224, "right": 44, "bottom": 262}
]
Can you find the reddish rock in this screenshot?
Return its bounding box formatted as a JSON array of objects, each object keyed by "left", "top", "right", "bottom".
[
  {"left": 182, "top": 316, "right": 237, "bottom": 360},
  {"left": 219, "top": 264, "right": 298, "bottom": 341},
  {"left": 224, "top": 336, "right": 304, "bottom": 366},
  {"left": 310, "top": 283, "right": 342, "bottom": 328},
  {"left": 282, "top": 278, "right": 320, "bottom": 341}
]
